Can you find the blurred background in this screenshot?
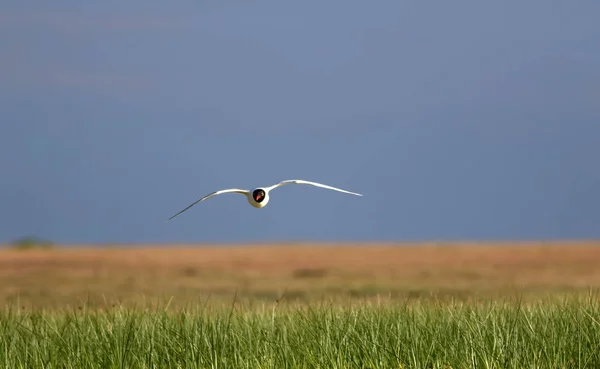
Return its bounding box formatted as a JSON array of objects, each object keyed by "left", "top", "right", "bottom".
[{"left": 1, "top": 0, "right": 599, "bottom": 246}]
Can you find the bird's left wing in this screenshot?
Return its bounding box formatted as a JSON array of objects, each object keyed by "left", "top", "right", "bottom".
[
  {"left": 167, "top": 188, "right": 249, "bottom": 221},
  {"left": 267, "top": 179, "right": 362, "bottom": 196}
]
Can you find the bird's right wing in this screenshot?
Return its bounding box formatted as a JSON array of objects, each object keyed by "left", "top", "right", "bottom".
[
  {"left": 167, "top": 188, "right": 249, "bottom": 221},
  {"left": 267, "top": 179, "right": 363, "bottom": 196}
]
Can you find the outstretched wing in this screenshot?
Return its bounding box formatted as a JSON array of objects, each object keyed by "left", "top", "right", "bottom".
[
  {"left": 167, "top": 188, "right": 249, "bottom": 221},
  {"left": 267, "top": 179, "right": 362, "bottom": 196}
]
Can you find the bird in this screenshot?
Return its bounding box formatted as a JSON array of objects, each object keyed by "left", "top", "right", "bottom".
[{"left": 167, "top": 179, "right": 362, "bottom": 221}]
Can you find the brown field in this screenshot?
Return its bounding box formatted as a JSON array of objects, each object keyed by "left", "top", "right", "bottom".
[{"left": 1, "top": 241, "right": 600, "bottom": 309}]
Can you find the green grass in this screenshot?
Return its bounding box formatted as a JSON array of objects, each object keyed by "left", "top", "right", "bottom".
[{"left": 1, "top": 293, "right": 600, "bottom": 368}]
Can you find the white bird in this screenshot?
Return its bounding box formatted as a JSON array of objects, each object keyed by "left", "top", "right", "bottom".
[{"left": 167, "top": 179, "right": 362, "bottom": 221}]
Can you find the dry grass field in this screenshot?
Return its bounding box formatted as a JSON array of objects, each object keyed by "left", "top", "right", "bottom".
[
  {"left": 3, "top": 241, "right": 600, "bottom": 367},
  {"left": 1, "top": 241, "right": 600, "bottom": 309}
]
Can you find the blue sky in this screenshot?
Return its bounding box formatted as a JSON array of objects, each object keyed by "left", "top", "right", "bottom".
[{"left": 1, "top": 1, "right": 599, "bottom": 244}]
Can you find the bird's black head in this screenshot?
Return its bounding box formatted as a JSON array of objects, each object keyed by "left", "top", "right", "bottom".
[{"left": 252, "top": 189, "right": 266, "bottom": 203}]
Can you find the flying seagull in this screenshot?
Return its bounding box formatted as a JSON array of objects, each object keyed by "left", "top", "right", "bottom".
[{"left": 168, "top": 179, "right": 362, "bottom": 220}]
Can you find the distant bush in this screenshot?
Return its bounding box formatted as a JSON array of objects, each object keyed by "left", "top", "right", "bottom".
[
  {"left": 9, "top": 236, "right": 54, "bottom": 250},
  {"left": 292, "top": 267, "right": 328, "bottom": 279}
]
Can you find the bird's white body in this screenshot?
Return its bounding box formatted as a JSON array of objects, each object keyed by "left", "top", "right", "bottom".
[
  {"left": 168, "top": 179, "right": 361, "bottom": 220},
  {"left": 247, "top": 188, "right": 270, "bottom": 208}
]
